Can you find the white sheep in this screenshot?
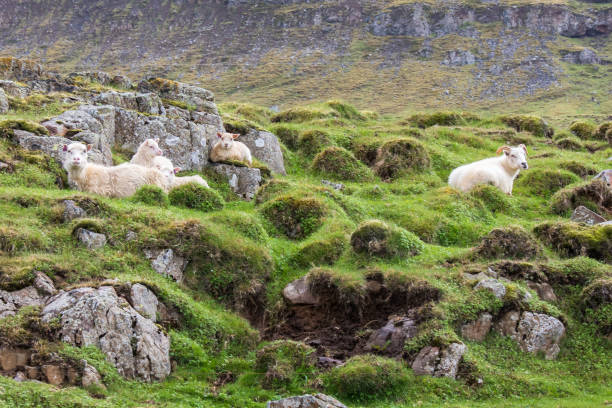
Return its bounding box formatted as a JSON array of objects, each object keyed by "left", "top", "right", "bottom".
[
  {"left": 448, "top": 144, "right": 528, "bottom": 195},
  {"left": 209, "top": 132, "right": 252, "bottom": 165},
  {"left": 63, "top": 142, "right": 166, "bottom": 198},
  {"left": 152, "top": 156, "right": 209, "bottom": 189},
  {"left": 130, "top": 138, "right": 163, "bottom": 167}
]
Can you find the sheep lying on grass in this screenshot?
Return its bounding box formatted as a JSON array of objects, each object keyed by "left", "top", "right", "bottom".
[
  {"left": 210, "top": 132, "right": 252, "bottom": 165},
  {"left": 448, "top": 144, "right": 528, "bottom": 195},
  {"left": 131, "top": 138, "right": 163, "bottom": 167},
  {"left": 63, "top": 142, "right": 166, "bottom": 198},
  {"left": 153, "top": 156, "right": 209, "bottom": 189}
]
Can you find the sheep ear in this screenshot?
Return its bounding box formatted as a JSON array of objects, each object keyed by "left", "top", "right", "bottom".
[
  {"left": 232, "top": 133, "right": 240, "bottom": 139},
  {"left": 217, "top": 132, "right": 222, "bottom": 138},
  {"left": 86, "top": 144, "right": 93, "bottom": 152},
  {"left": 174, "top": 167, "right": 180, "bottom": 174},
  {"left": 154, "top": 138, "right": 160, "bottom": 143},
  {"left": 519, "top": 144, "right": 527, "bottom": 155},
  {"left": 496, "top": 145, "right": 510, "bottom": 155},
  {"left": 63, "top": 145, "right": 68, "bottom": 152}
]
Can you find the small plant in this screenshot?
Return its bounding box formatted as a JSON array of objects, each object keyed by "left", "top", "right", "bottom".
[
  {"left": 255, "top": 340, "right": 316, "bottom": 389},
  {"left": 350, "top": 220, "right": 424, "bottom": 258},
  {"left": 132, "top": 185, "right": 169, "bottom": 207},
  {"left": 168, "top": 183, "right": 224, "bottom": 212}
]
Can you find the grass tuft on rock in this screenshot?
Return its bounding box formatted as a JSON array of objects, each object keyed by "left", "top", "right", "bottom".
[
  {"left": 132, "top": 185, "right": 169, "bottom": 208},
  {"left": 261, "top": 194, "right": 327, "bottom": 239},
  {"left": 533, "top": 222, "right": 612, "bottom": 264},
  {"left": 550, "top": 179, "right": 612, "bottom": 216},
  {"left": 298, "top": 129, "right": 332, "bottom": 157},
  {"left": 350, "top": 220, "right": 424, "bottom": 258},
  {"left": 255, "top": 340, "right": 316, "bottom": 389},
  {"left": 474, "top": 226, "right": 542, "bottom": 260},
  {"left": 311, "top": 147, "right": 374, "bottom": 181},
  {"left": 499, "top": 115, "right": 552, "bottom": 137},
  {"left": 0, "top": 119, "right": 49, "bottom": 138},
  {"left": 373, "top": 138, "right": 430, "bottom": 180},
  {"left": 569, "top": 121, "right": 596, "bottom": 140},
  {"left": 407, "top": 111, "right": 479, "bottom": 128},
  {"left": 168, "top": 183, "right": 224, "bottom": 213}
]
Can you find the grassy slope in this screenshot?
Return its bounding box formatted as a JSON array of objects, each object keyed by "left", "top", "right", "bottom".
[{"left": 0, "top": 94, "right": 611, "bottom": 407}]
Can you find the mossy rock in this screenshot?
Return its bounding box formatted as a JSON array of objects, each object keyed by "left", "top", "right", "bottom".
[
  {"left": 352, "top": 138, "right": 382, "bottom": 166},
  {"left": 541, "top": 257, "right": 608, "bottom": 286},
  {"left": 350, "top": 220, "right": 424, "bottom": 258},
  {"left": 556, "top": 137, "right": 584, "bottom": 151},
  {"left": 221, "top": 114, "right": 260, "bottom": 135},
  {"left": 569, "top": 121, "right": 596, "bottom": 140},
  {"left": 516, "top": 169, "right": 580, "bottom": 196},
  {"left": 474, "top": 226, "right": 542, "bottom": 260},
  {"left": 271, "top": 107, "right": 331, "bottom": 123},
  {"left": 408, "top": 111, "right": 479, "bottom": 128},
  {"left": 324, "top": 354, "right": 410, "bottom": 402},
  {"left": 269, "top": 125, "right": 299, "bottom": 150},
  {"left": 254, "top": 179, "right": 293, "bottom": 205},
  {"left": 311, "top": 147, "right": 374, "bottom": 181},
  {"left": 373, "top": 138, "right": 430, "bottom": 180},
  {"left": 260, "top": 194, "right": 327, "bottom": 239},
  {"left": 70, "top": 218, "right": 105, "bottom": 236},
  {"left": 325, "top": 100, "right": 366, "bottom": 121},
  {"left": 581, "top": 278, "right": 612, "bottom": 336},
  {"left": 550, "top": 179, "right": 612, "bottom": 216},
  {"left": 255, "top": 340, "right": 316, "bottom": 389},
  {"left": 0, "top": 119, "right": 49, "bottom": 139},
  {"left": 533, "top": 222, "right": 612, "bottom": 263},
  {"left": 499, "top": 115, "right": 552, "bottom": 137},
  {"left": 132, "top": 185, "right": 169, "bottom": 208},
  {"left": 291, "top": 233, "right": 347, "bottom": 267},
  {"left": 298, "top": 129, "right": 332, "bottom": 157},
  {"left": 559, "top": 160, "right": 598, "bottom": 178},
  {"left": 168, "top": 183, "right": 224, "bottom": 212},
  {"left": 595, "top": 122, "right": 611, "bottom": 140},
  {"left": 469, "top": 184, "right": 513, "bottom": 213}
]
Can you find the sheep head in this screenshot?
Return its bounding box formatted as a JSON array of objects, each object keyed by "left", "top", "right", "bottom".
[
  {"left": 217, "top": 132, "right": 240, "bottom": 149},
  {"left": 141, "top": 138, "right": 163, "bottom": 157},
  {"left": 63, "top": 142, "right": 91, "bottom": 170},
  {"left": 497, "top": 144, "right": 528, "bottom": 170}
]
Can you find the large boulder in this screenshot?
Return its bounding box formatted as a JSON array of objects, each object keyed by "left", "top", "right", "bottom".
[
  {"left": 364, "top": 315, "right": 417, "bottom": 356},
  {"left": 41, "top": 286, "right": 171, "bottom": 381},
  {"left": 411, "top": 342, "right": 467, "bottom": 379},
  {"left": 210, "top": 163, "right": 263, "bottom": 200},
  {"left": 0, "top": 272, "right": 56, "bottom": 318},
  {"left": 474, "top": 278, "right": 506, "bottom": 299},
  {"left": 267, "top": 394, "right": 347, "bottom": 408},
  {"left": 461, "top": 313, "right": 493, "bottom": 342},
  {"left": 144, "top": 248, "right": 187, "bottom": 282},
  {"left": 282, "top": 276, "right": 319, "bottom": 306},
  {"left": 137, "top": 78, "right": 217, "bottom": 114},
  {"left": 0, "top": 88, "right": 8, "bottom": 114},
  {"left": 94, "top": 91, "right": 165, "bottom": 115},
  {"left": 570, "top": 206, "right": 607, "bottom": 226},
  {"left": 240, "top": 129, "right": 286, "bottom": 175},
  {"left": 496, "top": 311, "right": 565, "bottom": 359},
  {"left": 52, "top": 105, "right": 116, "bottom": 149},
  {"left": 0, "top": 80, "right": 30, "bottom": 98}
]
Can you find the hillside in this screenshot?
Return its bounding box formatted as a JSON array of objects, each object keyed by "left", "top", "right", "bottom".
[
  {"left": 0, "top": 57, "right": 610, "bottom": 407},
  {"left": 0, "top": 0, "right": 611, "bottom": 119}
]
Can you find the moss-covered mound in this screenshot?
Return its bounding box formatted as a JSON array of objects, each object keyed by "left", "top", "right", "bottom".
[
  {"left": 569, "top": 121, "right": 596, "bottom": 140},
  {"left": 516, "top": 169, "right": 580, "bottom": 196},
  {"left": 324, "top": 354, "right": 410, "bottom": 402},
  {"left": 595, "top": 122, "right": 611, "bottom": 140},
  {"left": 559, "top": 161, "right": 598, "bottom": 178},
  {"left": 291, "top": 234, "right": 346, "bottom": 267},
  {"left": 469, "top": 185, "right": 514, "bottom": 213},
  {"left": 555, "top": 137, "right": 583, "bottom": 151},
  {"left": 0, "top": 119, "right": 49, "bottom": 138},
  {"left": 269, "top": 125, "right": 299, "bottom": 150},
  {"left": 499, "top": 115, "right": 552, "bottom": 137},
  {"left": 132, "top": 185, "right": 169, "bottom": 208},
  {"left": 550, "top": 179, "right": 612, "bottom": 216},
  {"left": 326, "top": 100, "right": 366, "bottom": 121},
  {"left": 255, "top": 340, "right": 316, "bottom": 388},
  {"left": 372, "top": 138, "right": 430, "bottom": 180},
  {"left": 254, "top": 179, "right": 293, "bottom": 205},
  {"left": 271, "top": 107, "right": 330, "bottom": 123},
  {"left": 474, "top": 226, "right": 542, "bottom": 259},
  {"left": 533, "top": 222, "right": 612, "bottom": 263},
  {"left": 581, "top": 278, "right": 612, "bottom": 336},
  {"left": 311, "top": 147, "right": 374, "bottom": 181},
  {"left": 298, "top": 129, "right": 332, "bottom": 157},
  {"left": 350, "top": 220, "right": 424, "bottom": 258},
  {"left": 261, "top": 194, "right": 327, "bottom": 239},
  {"left": 168, "top": 183, "right": 224, "bottom": 212},
  {"left": 407, "top": 111, "right": 479, "bottom": 128}
]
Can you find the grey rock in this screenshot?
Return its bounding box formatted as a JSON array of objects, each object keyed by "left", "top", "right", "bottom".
[
  {"left": 33, "top": 271, "right": 56, "bottom": 296},
  {"left": 144, "top": 248, "right": 187, "bottom": 282},
  {"left": 571, "top": 206, "right": 607, "bottom": 226},
  {"left": 443, "top": 50, "right": 476, "bottom": 66},
  {"left": 42, "top": 365, "right": 64, "bottom": 386},
  {"left": 475, "top": 279, "right": 506, "bottom": 299},
  {"left": 0, "top": 88, "right": 8, "bottom": 114},
  {"left": 527, "top": 281, "right": 557, "bottom": 302},
  {"left": 461, "top": 313, "right": 493, "bottom": 342},
  {"left": 412, "top": 346, "right": 439, "bottom": 376},
  {"left": 0, "top": 161, "right": 9, "bottom": 172},
  {"left": 41, "top": 120, "right": 69, "bottom": 137},
  {"left": 67, "top": 71, "right": 111, "bottom": 86},
  {"left": 210, "top": 163, "right": 262, "bottom": 200},
  {"left": 125, "top": 231, "right": 138, "bottom": 241},
  {"left": 495, "top": 310, "right": 521, "bottom": 338},
  {"left": 41, "top": 286, "right": 171, "bottom": 381},
  {"left": 191, "top": 110, "right": 224, "bottom": 130},
  {"left": 52, "top": 105, "right": 116, "bottom": 155},
  {"left": 240, "top": 129, "right": 286, "bottom": 175},
  {"left": 594, "top": 170, "right": 611, "bottom": 187},
  {"left": 130, "top": 283, "right": 159, "bottom": 322},
  {"left": 365, "top": 316, "right": 418, "bottom": 356},
  {"left": 13, "top": 371, "right": 27, "bottom": 382},
  {"left": 317, "top": 357, "right": 344, "bottom": 369},
  {"left": 81, "top": 360, "right": 105, "bottom": 388},
  {"left": 267, "top": 393, "right": 347, "bottom": 408},
  {"left": 76, "top": 228, "right": 107, "bottom": 250},
  {"left": 62, "top": 200, "right": 86, "bottom": 222},
  {"left": 464, "top": 272, "right": 489, "bottom": 283},
  {"left": 496, "top": 311, "right": 565, "bottom": 360},
  {"left": 0, "top": 291, "right": 17, "bottom": 318},
  {"left": 282, "top": 276, "right": 319, "bottom": 305},
  {"left": 562, "top": 48, "right": 600, "bottom": 64},
  {"left": 94, "top": 91, "right": 164, "bottom": 115},
  {"left": 321, "top": 180, "right": 345, "bottom": 191},
  {"left": 10, "top": 286, "right": 45, "bottom": 308},
  {"left": 0, "top": 80, "right": 30, "bottom": 98},
  {"left": 137, "top": 79, "right": 216, "bottom": 112},
  {"left": 598, "top": 220, "right": 612, "bottom": 227},
  {"left": 110, "top": 75, "right": 132, "bottom": 89},
  {"left": 434, "top": 343, "right": 467, "bottom": 379}
]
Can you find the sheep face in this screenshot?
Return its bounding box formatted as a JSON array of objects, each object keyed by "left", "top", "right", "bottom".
[
  {"left": 216, "top": 132, "right": 240, "bottom": 150},
  {"left": 498, "top": 144, "right": 528, "bottom": 170},
  {"left": 153, "top": 156, "right": 178, "bottom": 185},
  {"left": 143, "top": 138, "right": 163, "bottom": 157},
  {"left": 62, "top": 143, "right": 91, "bottom": 170}
]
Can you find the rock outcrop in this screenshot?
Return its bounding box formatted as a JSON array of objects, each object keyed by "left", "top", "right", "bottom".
[
  {"left": 0, "top": 88, "right": 8, "bottom": 113},
  {"left": 144, "top": 248, "right": 187, "bottom": 282},
  {"left": 240, "top": 129, "right": 286, "bottom": 175},
  {"left": 461, "top": 313, "right": 493, "bottom": 342},
  {"left": 496, "top": 311, "right": 565, "bottom": 359},
  {"left": 211, "top": 163, "right": 263, "bottom": 200},
  {"left": 364, "top": 315, "right": 417, "bottom": 356},
  {"left": 267, "top": 394, "right": 347, "bottom": 408},
  {"left": 571, "top": 206, "right": 607, "bottom": 226},
  {"left": 412, "top": 343, "right": 467, "bottom": 379}
]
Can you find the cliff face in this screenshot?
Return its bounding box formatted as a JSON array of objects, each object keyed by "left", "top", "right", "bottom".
[{"left": 0, "top": 0, "right": 610, "bottom": 111}]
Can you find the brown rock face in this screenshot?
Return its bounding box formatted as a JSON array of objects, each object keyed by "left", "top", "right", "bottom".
[
  {"left": 461, "top": 313, "right": 493, "bottom": 342},
  {"left": 42, "top": 365, "right": 65, "bottom": 386}
]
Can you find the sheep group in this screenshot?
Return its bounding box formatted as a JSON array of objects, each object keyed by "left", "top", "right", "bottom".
[{"left": 62, "top": 132, "right": 255, "bottom": 198}]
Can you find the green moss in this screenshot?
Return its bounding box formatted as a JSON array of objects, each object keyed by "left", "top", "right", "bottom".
[
  {"left": 70, "top": 218, "right": 105, "bottom": 236},
  {"left": 569, "top": 121, "right": 596, "bottom": 140},
  {"left": 350, "top": 220, "right": 424, "bottom": 258},
  {"left": 260, "top": 194, "right": 327, "bottom": 239},
  {"left": 581, "top": 278, "right": 612, "bottom": 335},
  {"left": 271, "top": 107, "right": 332, "bottom": 123},
  {"left": 0, "top": 119, "right": 49, "bottom": 138},
  {"left": 516, "top": 169, "right": 580, "bottom": 197},
  {"left": 542, "top": 257, "right": 609, "bottom": 286},
  {"left": 298, "top": 129, "right": 332, "bottom": 157},
  {"left": 221, "top": 113, "right": 260, "bottom": 135},
  {"left": 474, "top": 226, "right": 542, "bottom": 260},
  {"left": 168, "top": 183, "right": 224, "bottom": 212},
  {"left": 373, "top": 138, "right": 430, "bottom": 180},
  {"left": 254, "top": 179, "right": 293, "bottom": 205},
  {"left": 131, "top": 185, "right": 169, "bottom": 208},
  {"left": 311, "top": 147, "right": 374, "bottom": 181},
  {"left": 499, "top": 115, "right": 552, "bottom": 137},
  {"left": 325, "top": 100, "right": 366, "bottom": 121},
  {"left": 291, "top": 233, "right": 346, "bottom": 267},
  {"left": 269, "top": 125, "right": 299, "bottom": 150},
  {"left": 469, "top": 184, "right": 514, "bottom": 213},
  {"left": 0, "top": 306, "right": 55, "bottom": 347},
  {"left": 595, "top": 122, "right": 611, "bottom": 140},
  {"left": 559, "top": 160, "right": 598, "bottom": 178},
  {"left": 324, "top": 354, "right": 410, "bottom": 402},
  {"left": 550, "top": 179, "right": 612, "bottom": 216},
  {"left": 351, "top": 137, "right": 382, "bottom": 166},
  {"left": 556, "top": 137, "right": 584, "bottom": 151},
  {"left": 408, "top": 111, "right": 479, "bottom": 128},
  {"left": 533, "top": 222, "right": 612, "bottom": 264},
  {"left": 255, "top": 340, "right": 315, "bottom": 389},
  {"left": 161, "top": 98, "right": 195, "bottom": 111},
  {"left": 0, "top": 226, "right": 50, "bottom": 254},
  {"left": 208, "top": 211, "right": 268, "bottom": 243}
]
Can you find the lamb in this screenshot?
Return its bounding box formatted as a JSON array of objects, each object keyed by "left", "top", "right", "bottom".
[
  {"left": 63, "top": 142, "right": 166, "bottom": 198},
  {"left": 448, "top": 144, "right": 528, "bottom": 195},
  {"left": 152, "top": 156, "right": 209, "bottom": 189},
  {"left": 130, "top": 138, "right": 163, "bottom": 167},
  {"left": 209, "top": 132, "right": 252, "bottom": 165}
]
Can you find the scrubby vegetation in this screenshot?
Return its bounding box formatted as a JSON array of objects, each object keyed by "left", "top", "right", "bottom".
[
  {"left": 168, "top": 182, "right": 225, "bottom": 212},
  {"left": 311, "top": 147, "right": 373, "bottom": 181}
]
